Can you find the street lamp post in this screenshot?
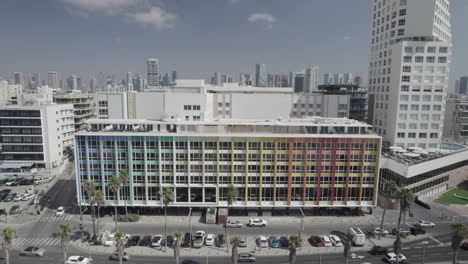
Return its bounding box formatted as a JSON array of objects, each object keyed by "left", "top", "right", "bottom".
[
  {"left": 189, "top": 207, "right": 192, "bottom": 252},
  {"left": 422, "top": 241, "right": 429, "bottom": 264},
  {"left": 299, "top": 208, "right": 305, "bottom": 238}
]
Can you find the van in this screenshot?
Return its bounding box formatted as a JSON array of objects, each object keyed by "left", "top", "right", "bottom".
[{"left": 349, "top": 227, "right": 366, "bottom": 246}]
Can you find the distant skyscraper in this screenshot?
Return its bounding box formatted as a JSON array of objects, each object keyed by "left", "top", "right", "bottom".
[
  {"left": 455, "top": 79, "right": 460, "bottom": 94},
  {"left": 303, "top": 66, "right": 319, "bottom": 93},
  {"left": 59, "top": 80, "right": 63, "bottom": 89},
  {"left": 146, "top": 58, "right": 160, "bottom": 87},
  {"left": 333, "top": 73, "right": 343, "bottom": 85},
  {"left": 14, "top": 72, "right": 23, "bottom": 85},
  {"left": 212, "top": 72, "right": 221, "bottom": 85},
  {"left": 136, "top": 74, "right": 144, "bottom": 92},
  {"left": 343, "top": 73, "right": 354, "bottom": 84},
  {"left": 255, "top": 64, "right": 267, "bottom": 87},
  {"left": 31, "top": 72, "right": 40, "bottom": 89},
  {"left": 459, "top": 77, "right": 468, "bottom": 95},
  {"left": 171, "top": 70, "right": 177, "bottom": 85},
  {"left": 77, "top": 77, "right": 83, "bottom": 90},
  {"left": 126, "top": 72, "right": 133, "bottom": 91},
  {"left": 162, "top": 72, "right": 170, "bottom": 86},
  {"left": 239, "top": 73, "right": 247, "bottom": 86},
  {"left": 294, "top": 73, "right": 304, "bottom": 93},
  {"left": 67, "top": 75, "right": 78, "bottom": 90},
  {"left": 289, "top": 72, "right": 295, "bottom": 88},
  {"left": 323, "top": 73, "right": 332, "bottom": 85},
  {"left": 48, "top": 72, "right": 58, "bottom": 88},
  {"left": 89, "top": 77, "right": 96, "bottom": 92},
  {"left": 354, "top": 75, "right": 362, "bottom": 86}
]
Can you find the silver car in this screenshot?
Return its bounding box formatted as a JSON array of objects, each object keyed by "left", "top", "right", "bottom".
[{"left": 20, "top": 247, "right": 46, "bottom": 257}]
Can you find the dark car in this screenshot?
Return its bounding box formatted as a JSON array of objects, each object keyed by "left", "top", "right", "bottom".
[
  {"left": 182, "top": 260, "right": 200, "bottom": 264},
  {"left": 410, "top": 227, "right": 426, "bottom": 236},
  {"left": 19, "top": 179, "right": 34, "bottom": 186},
  {"left": 165, "top": 235, "right": 175, "bottom": 247},
  {"left": 125, "top": 236, "right": 140, "bottom": 248},
  {"left": 216, "top": 234, "right": 226, "bottom": 248},
  {"left": 3, "top": 193, "right": 16, "bottom": 202},
  {"left": 109, "top": 252, "right": 130, "bottom": 261},
  {"left": 0, "top": 193, "right": 8, "bottom": 201},
  {"left": 0, "top": 189, "right": 11, "bottom": 194},
  {"left": 181, "top": 233, "right": 192, "bottom": 248},
  {"left": 461, "top": 242, "right": 468, "bottom": 250},
  {"left": 309, "top": 236, "right": 324, "bottom": 247},
  {"left": 139, "top": 235, "right": 152, "bottom": 246},
  {"left": 0, "top": 179, "right": 8, "bottom": 186},
  {"left": 9, "top": 205, "right": 20, "bottom": 214},
  {"left": 279, "top": 236, "right": 289, "bottom": 248},
  {"left": 238, "top": 253, "right": 256, "bottom": 263},
  {"left": 369, "top": 246, "right": 388, "bottom": 255},
  {"left": 391, "top": 228, "right": 411, "bottom": 236}
]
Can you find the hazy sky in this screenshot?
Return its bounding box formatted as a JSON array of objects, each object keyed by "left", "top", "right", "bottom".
[{"left": 0, "top": 0, "right": 467, "bottom": 88}]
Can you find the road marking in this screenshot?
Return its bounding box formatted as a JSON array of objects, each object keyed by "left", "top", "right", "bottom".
[{"left": 429, "top": 236, "right": 444, "bottom": 246}]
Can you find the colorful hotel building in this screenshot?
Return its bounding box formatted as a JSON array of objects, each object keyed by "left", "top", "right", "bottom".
[{"left": 74, "top": 118, "right": 381, "bottom": 210}]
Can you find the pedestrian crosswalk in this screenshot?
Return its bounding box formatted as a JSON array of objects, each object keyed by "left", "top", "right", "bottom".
[
  {"left": 39, "top": 214, "right": 73, "bottom": 222},
  {"left": 12, "top": 237, "right": 61, "bottom": 247}
]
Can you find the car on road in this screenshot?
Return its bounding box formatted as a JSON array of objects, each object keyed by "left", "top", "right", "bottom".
[
  {"left": 65, "top": 256, "right": 93, "bottom": 264},
  {"left": 205, "top": 234, "right": 215, "bottom": 246},
  {"left": 125, "top": 235, "right": 140, "bottom": 248},
  {"left": 166, "top": 235, "right": 175, "bottom": 247},
  {"left": 239, "top": 237, "right": 248, "bottom": 247},
  {"left": 369, "top": 246, "right": 388, "bottom": 255},
  {"left": 329, "top": 235, "right": 343, "bottom": 246},
  {"left": 9, "top": 205, "right": 20, "bottom": 215},
  {"left": 56, "top": 206, "right": 65, "bottom": 217},
  {"left": 139, "top": 235, "right": 152, "bottom": 246},
  {"left": 461, "top": 241, "right": 468, "bottom": 250},
  {"left": 248, "top": 219, "right": 267, "bottom": 227},
  {"left": 192, "top": 231, "right": 206, "bottom": 248},
  {"left": 391, "top": 228, "right": 411, "bottom": 236},
  {"left": 150, "top": 235, "right": 163, "bottom": 247},
  {"left": 309, "top": 236, "right": 324, "bottom": 247},
  {"left": 238, "top": 253, "right": 256, "bottom": 263},
  {"left": 109, "top": 252, "right": 130, "bottom": 261},
  {"left": 372, "top": 227, "right": 389, "bottom": 236},
  {"left": 3, "top": 193, "right": 17, "bottom": 202},
  {"left": 256, "top": 236, "right": 268, "bottom": 248},
  {"left": 224, "top": 220, "right": 243, "bottom": 228},
  {"left": 279, "top": 236, "right": 289, "bottom": 248},
  {"left": 104, "top": 233, "right": 116, "bottom": 247},
  {"left": 415, "top": 220, "right": 436, "bottom": 228},
  {"left": 269, "top": 236, "right": 280, "bottom": 248},
  {"left": 19, "top": 247, "right": 46, "bottom": 257},
  {"left": 216, "top": 234, "right": 226, "bottom": 248},
  {"left": 21, "top": 193, "right": 34, "bottom": 201},
  {"left": 4, "top": 180, "right": 17, "bottom": 186},
  {"left": 384, "top": 252, "right": 407, "bottom": 263},
  {"left": 410, "top": 227, "right": 426, "bottom": 236},
  {"left": 320, "top": 235, "right": 332, "bottom": 247}
]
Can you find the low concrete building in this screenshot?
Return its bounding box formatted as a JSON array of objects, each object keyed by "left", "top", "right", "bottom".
[{"left": 54, "top": 93, "right": 96, "bottom": 131}]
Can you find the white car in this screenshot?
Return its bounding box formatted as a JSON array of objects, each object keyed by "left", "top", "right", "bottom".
[
  {"left": 14, "top": 194, "right": 24, "bottom": 201},
  {"left": 329, "top": 235, "right": 343, "bottom": 246},
  {"left": 415, "top": 220, "right": 436, "bottom": 228},
  {"left": 320, "top": 235, "right": 332, "bottom": 247},
  {"left": 104, "top": 233, "right": 115, "bottom": 247},
  {"left": 65, "top": 256, "right": 92, "bottom": 264},
  {"left": 205, "top": 234, "right": 215, "bottom": 246},
  {"left": 150, "top": 235, "right": 163, "bottom": 247},
  {"left": 385, "top": 252, "right": 407, "bottom": 263},
  {"left": 351, "top": 253, "right": 365, "bottom": 259},
  {"left": 55, "top": 207, "right": 65, "bottom": 217},
  {"left": 248, "top": 219, "right": 267, "bottom": 227},
  {"left": 4, "top": 180, "right": 16, "bottom": 186},
  {"left": 256, "top": 236, "right": 268, "bottom": 248},
  {"left": 372, "top": 227, "right": 389, "bottom": 236},
  {"left": 21, "top": 193, "right": 34, "bottom": 201}
]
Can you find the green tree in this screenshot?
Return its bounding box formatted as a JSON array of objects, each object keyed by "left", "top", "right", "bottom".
[
  {"left": 119, "top": 170, "right": 130, "bottom": 215},
  {"left": 378, "top": 180, "right": 398, "bottom": 240},
  {"left": 59, "top": 223, "right": 73, "bottom": 264},
  {"left": 173, "top": 232, "right": 183, "bottom": 264},
  {"left": 83, "top": 180, "right": 96, "bottom": 238},
  {"left": 225, "top": 184, "right": 239, "bottom": 253},
  {"left": 114, "top": 232, "right": 126, "bottom": 264},
  {"left": 92, "top": 189, "right": 104, "bottom": 235},
  {"left": 161, "top": 187, "right": 174, "bottom": 252},
  {"left": 229, "top": 237, "right": 241, "bottom": 264},
  {"left": 2, "top": 227, "right": 16, "bottom": 264},
  {"left": 108, "top": 175, "right": 122, "bottom": 232},
  {"left": 343, "top": 232, "right": 355, "bottom": 264},
  {"left": 395, "top": 188, "right": 414, "bottom": 264},
  {"left": 288, "top": 235, "right": 303, "bottom": 264},
  {"left": 393, "top": 231, "right": 408, "bottom": 264},
  {"left": 450, "top": 223, "right": 468, "bottom": 264}
]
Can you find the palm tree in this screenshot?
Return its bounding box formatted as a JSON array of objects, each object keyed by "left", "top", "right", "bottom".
[
  {"left": 288, "top": 235, "right": 303, "bottom": 264},
  {"left": 119, "top": 170, "right": 130, "bottom": 215},
  {"left": 173, "top": 232, "right": 183, "bottom": 264},
  {"left": 83, "top": 180, "right": 96, "bottom": 238},
  {"left": 92, "top": 189, "right": 104, "bottom": 235},
  {"left": 450, "top": 223, "right": 468, "bottom": 264},
  {"left": 59, "top": 223, "right": 73, "bottom": 264},
  {"left": 226, "top": 184, "right": 239, "bottom": 253},
  {"left": 114, "top": 232, "right": 126, "bottom": 264},
  {"left": 393, "top": 231, "right": 408, "bottom": 264},
  {"left": 229, "top": 237, "right": 241, "bottom": 264},
  {"left": 395, "top": 188, "right": 414, "bottom": 264},
  {"left": 343, "top": 232, "right": 355, "bottom": 264},
  {"left": 161, "top": 187, "right": 174, "bottom": 252},
  {"left": 2, "top": 227, "right": 16, "bottom": 264},
  {"left": 379, "top": 180, "right": 398, "bottom": 240},
  {"left": 108, "top": 175, "right": 122, "bottom": 232}
]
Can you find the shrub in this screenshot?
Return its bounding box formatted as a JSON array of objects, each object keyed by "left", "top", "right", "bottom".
[
  {"left": 414, "top": 197, "right": 431, "bottom": 210},
  {"left": 119, "top": 213, "right": 140, "bottom": 222}
]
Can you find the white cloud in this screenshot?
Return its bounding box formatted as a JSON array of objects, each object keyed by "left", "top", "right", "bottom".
[
  {"left": 62, "top": 0, "right": 140, "bottom": 14},
  {"left": 248, "top": 13, "right": 276, "bottom": 26},
  {"left": 126, "top": 7, "right": 176, "bottom": 29}
]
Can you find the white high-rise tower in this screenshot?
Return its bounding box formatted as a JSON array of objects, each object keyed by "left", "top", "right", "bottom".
[
  {"left": 368, "top": 0, "right": 451, "bottom": 149},
  {"left": 48, "top": 72, "right": 58, "bottom": 89},
  {"left": 303, "top": 66, "right": 319, "bottom": 93},
  {"left": 147, "top": 58, "right": 160, "bottom": 87},
  {"left": 126, "top": 72, "right": 133, "bottom": 91}
]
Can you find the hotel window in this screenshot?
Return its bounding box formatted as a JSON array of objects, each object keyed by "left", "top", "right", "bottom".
[
  {"left": 401, "top": 76, "right": 410, "bottom": 82},
  {"left": 191, "top": 152, "right": 203, "bottom": 161},
  {"left": 402, "top": 66, "right": 411, "bottom": 73},
  {"left": 190, "top": 141, "right": 202, "bottom": 150},
  {"left": 204, "top": 141, "right": 216, "bottom": 150},
  {"left": 403, "top": 56, "right": 412, "bottom": 63},
  {"left": 408, "top": 133, "right": 416, "bottom": 138},
  {"left": 427, "top": 46, "right": 436, "bottom": 53},
  {"left": 248, "top": 142, "right": 260, "bottom": 150},
  {"left": 162, "top": 165, "right": 173, "bottom": 173},
  {"left": 430, "top": 133, "right": 438, "bottom": 139},
  {"left": 234, "top": 142, "right": 246, "bottom": 150},
  {"left": 219, "top": 141, "right": 231, "bottom": 150},
  {"left": 419, "top": 133, "right": 427, "bottom": 138},
  {"left": 438, "top": 57, "right": 447, "bottom": 63},
  {"left": 399, "top": 19, "right": 406, "bottom": 26},
  {"left": 397, "top": 133, "right": 405, "bottom": 138},
  {"left": 426, "top": 56, "right": 435, "bottom": 63},
  {"left": 415, "top": 56, "right": 424, "bottom": 63},
  {"left": 175, "top": 141, "right": 187, "bottom": 150},
  {"left": 439, "top": 47, "right": 448, "bottom": 53},
  {"left": 263, "top": 142, "right": 274, "bottom": 150},
  {"left": 161, "top": 141, "right": 173, "bottom": 149}
]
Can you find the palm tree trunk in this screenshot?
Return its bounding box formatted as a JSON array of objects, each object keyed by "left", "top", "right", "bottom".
[
  {"left": 5, "top": 248, "right": 10, "bottom": 264},
  {"left": 114, "top": 200, "right": 119, "bottom": 232},
  {"left": 96, "top": 204, "right": 100, "bottom": 235},
  {"left": 378, "top": 208, "right": 386, "bottom": 240},
  {"left": 124, "top": 187, "right": 128, "bottom": 215},
  {"left": 395, "top": 209, "right": 403, "bottom": 264},
  {"left": 289, "top": 245, "right": 296, "bottom": 264},
  {"left": 164, "top": 206, "right": 167, "bottom": 252},
  {"left": 62, "top": 243, "right": 67, "bottom": 264},
  {"left": 226, "top": 204, "right": 229, "bottom": 253},
  {"left": 453, "top": 249, "right": 457, "bottom": 264},
  {"left": 91, "top": 205, "right": 96, "bottom": 238},
  {"left": 232, "top": 244, "right": 238, "bottom": 264}
]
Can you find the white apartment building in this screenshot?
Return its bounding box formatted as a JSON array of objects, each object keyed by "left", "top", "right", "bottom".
[
  {"left": 368, "top": 0, "right": 451, "bottom": 149},
  {"left": 0, "top": 80, "right": 22, "bottom": 103},
  {"left": 304, "top": 67, "right": 320, "bottom": 93}
]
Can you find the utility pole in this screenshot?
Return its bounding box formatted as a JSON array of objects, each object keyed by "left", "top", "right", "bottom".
[
  {"left": 299, "top": 207, "right": 305, "bottom": 238},
  {"left": 189, "top": 207, "right": 192, "bottom": 252},
  {"left": 422, "top": 241, "right": 429, "bottom": 264}
]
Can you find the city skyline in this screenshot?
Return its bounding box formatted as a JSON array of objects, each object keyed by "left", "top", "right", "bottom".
[{"left": 1, "top": 0, "right": 467, "bottom": 91}]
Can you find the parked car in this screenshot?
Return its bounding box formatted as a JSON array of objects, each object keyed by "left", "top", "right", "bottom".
[
  {"left": 181, "top": 233, "right": 192, "bottom": 248},
  {"left": 461, "top": 241, "right": 468, "bottom": 250},
  {"left": 55, "top": 207, "right": 65, "bottom": 217},
  {"left": 238, "top": 253, "right": 256, "bottom": 263},
  {"left": 369, "top": 246, "right": 388, "bottom": 255},
  {"left": 205, "top": 234, "right": 215, "bottom": 246},
  {"left": 125, "top": 236, "right": 140, "bottom": 248},
  {"left": 150, "top": 235, "right": 163, "bottom": 247},
  {"left": 279, "top": 236, "right": 289, "bottom": 248},
  {"left": 0, "top": 193, "right": 8, "bottom": 201},
  {"left": 309, "top": 236, "right": 324, "bottom": 247},
  {"left": 256, "top": 236, "right": 268, "bottom": 248},
  {"left": 192, "top": 231, "right": 205, "bottom": 248},
  {"left": 139, "top": 235, "right": 152, "bottom": 246},
  {"left": 109, "top": 252, "right": 130, "bottom": 261},
  {"left": 415, "top": 220, "right": 436, "bottom": 228},
  {"left": 410, "top": 227, "right": 426, "bottom": 236},
  {"left": 269, "top": 236, "right": 280, "bottom": 248},
  {"left": 384, "top": 252, "right": 407, "bottom": 263},
  {"left": 216, "top": 234, "right": 226, "bottom": 248},
  {"left": 9, "top": 205, "right": 20, "bottom": 215},
  {"left": 104, "top": 233, "right": 116, "bottom": 247},
  {"left": 391, "top": 228, "right": 411, "bottom": 236},
  {"left": 19, "top": 179, "right": 34, "bottom": 186},
  {"left": 372, "top": 227, "right": 389, "bottom": 236},
  {"left": 19, "top": 247, "right": 46, "bottom": 256},
  {"left": 329, "top": 235, "right": 343, "bottom": 246},
  {"left": 0, "top": 189, "right": 11, "bottom": 194},
  {"left": 166, "top": 235, "right": 175, "bottom": 248},
  {"left": 21, "top": 193, "right": 34, "bottom": 201},
  {"left": 320, "top": 235, "right": 332, "bottom": 247},
  {"left": 224, "top": 220, "right": 243, "bottom": 228},
  {"left": 248, "top": 219, "right": 267, "bottom": 227},
  {"left": 3, "top": 193, "right": 17, "bottom": 202},
  {"left": 4, "top": 180, "right": 17, "bottom": 186},
  {"left": 65, "top": 256, "right": 93, "bottom": 264},
  {"left": 239, "top": 237, "right": 248, "bottom": 247},
  {"left": 13, "top": 194, "right": 24, "bottom": 202}
]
